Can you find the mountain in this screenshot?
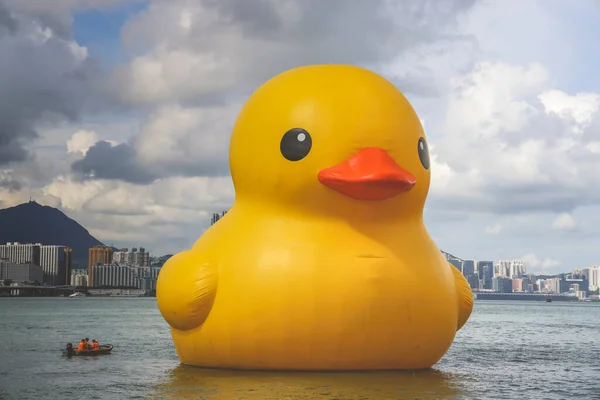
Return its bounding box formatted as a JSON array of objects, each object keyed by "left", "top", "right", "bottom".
[
  {"left": 158, "top": 254, "right": 173, "bottom": 262},
  {"left": 441, "top": 250, "right": 463, "bottom": 261},
  {"left": 0, "top": 201, "right": 104, "bottom": 268}
]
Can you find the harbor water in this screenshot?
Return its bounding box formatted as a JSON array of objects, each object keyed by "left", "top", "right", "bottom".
[{"left": 0, "top": 298, "right": 599, "bottom": 400}]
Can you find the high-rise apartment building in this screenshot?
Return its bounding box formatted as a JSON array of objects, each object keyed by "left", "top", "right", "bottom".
[
  {"left": 0, "top": 242, "right": 71, "bottom": 285},
  {"left": 477, "top": 261, "right": 494, "bottom": 289},
  {"left": 89, "top": 264, "right": 137, "bottom": 288},
  {"left": 88, "top": 246, "right": 113, "bottom": 286},
  {"left": 582, "top": 266, "right": 600, "bottom": 291},
  {"left": 112, "top": 247, "right": 150, "bottom": 267},
  {"left": 88, "top": 264, "right": 161, "bottom": 290},
  {"left": 71, "top": 269, "right": 88, "bottom": 287},
  {"left": 39, "top": 245, "right": 72, "bottom": 285},
  {"left": 492, "top": 277, "right": 513, "bottom": 293},
  {"left": 461, "top": 260, "right": 475, "bottom": 277},
  {"left": 0, "top": 261, "right": 44, "bottom": 283},
  {"left": 0, "top": 242, "right": 41, "bottom": 265},
  {"left": 495, "top": 260, "right": 527, "bottom": 278},
  {"left": 137, "top": 266, "right": 161, "bottom": 293}
]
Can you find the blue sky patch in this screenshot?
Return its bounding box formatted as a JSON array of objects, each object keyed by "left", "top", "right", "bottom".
[{"left": 72, "top": 0, "right": 148, "bottom": 64}]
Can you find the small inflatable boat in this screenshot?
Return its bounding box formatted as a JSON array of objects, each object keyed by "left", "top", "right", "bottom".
[{"left": 63, "top": 343, "right": 113, "bottom": 356}]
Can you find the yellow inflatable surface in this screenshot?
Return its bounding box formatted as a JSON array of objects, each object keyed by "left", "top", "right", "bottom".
[{"left": 156, "top": 64, "right": 473, "bottom": 370}]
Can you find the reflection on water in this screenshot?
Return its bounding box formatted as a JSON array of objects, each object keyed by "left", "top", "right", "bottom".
[{"left": 151, "top": 365, "right": 465, "bottom": 400}]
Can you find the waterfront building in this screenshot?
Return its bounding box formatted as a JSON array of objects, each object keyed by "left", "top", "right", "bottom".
[
  {"left": 492, "top": 277, "right": 513, "bottom": 293},
  {"left": 561, "top": 277, "right": 588, "bottom": 294},
  {"left": 88, "top": 246, "right": 113, "bottom": 286},
  {"left": 574, "top": 290, "right": 587, "bottom": 300},
  {"left": 467, "top": 274, "right": 479, "bottom": 289},
  {"left": 0, "top": 261, "right": 43, "bottom": 283},
  {"left": 136, "top": 266, "right": 161, "bottom": 293},
  {"left": 461, "top": 260, "right": 475, "bottom": 277},
  {"left": 0, "top": 243, "right": 72, "bottom": 285},
  {"left": 89, "top": 264, "right": 137, "bottom": 288},
  {"left": 582, "top": 266, "right": 600, "bottom": 291},
  {"left": 0, "top": 242, "right": 41, "bottom": 265},
  {"left": 512, "top": 278, "right": 524, "bottom": 292},
  {"left": 537, "top": 277, "right": 562, "bottom": 293},
  {"left": 521, "top": 276, "right": 532, "bottom": 292},
  {"left": 495, "top": 260, "right": 527, "bottom": 278},
  {"left": 548, "top": 277, "right": 561, "bottom": 293},
  {"left": 40, "top": 245, "right": 72, "bottom": 285},
  {"left": 449, "top": 258, "right": 461, "bottom": 270},
  {"left": 88, "top": 264, "right": 161, "bottom": 290},
  {"left": 112, "top": 247, "right": 150, "bottom": 267},
  {"left": 478, "top": 262, "right": 494, "bottom": 289},
  {"left": 512, "top": 277, "right": 533, "bottom": 292},
  {"left": 70, "top": 269, "right": 88, "bottom": 287}
]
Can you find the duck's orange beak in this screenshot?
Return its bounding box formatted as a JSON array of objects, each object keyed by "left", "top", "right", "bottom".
[{"left": 318, "top": 148, "right": 416, "bottom": 201}]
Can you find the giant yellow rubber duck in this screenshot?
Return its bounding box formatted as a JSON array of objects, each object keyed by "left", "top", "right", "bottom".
[{"left": 157, "top": 64, "right": 473, "bottom": 371}]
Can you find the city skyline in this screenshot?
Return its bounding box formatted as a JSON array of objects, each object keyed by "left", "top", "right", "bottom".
[
  {"left": 2, "top": 236, "right": 599, "bottom": 301},
  {"left": 1, "top": 2, "right": 600, "bottom": 273},
  {"left": 0, "top": 240, "right": 165, "bottom": 293}
]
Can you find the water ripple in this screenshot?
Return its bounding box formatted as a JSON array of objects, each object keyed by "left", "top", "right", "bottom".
[{"left": 0, "top": 298, "right": 599, "bottom": 399}]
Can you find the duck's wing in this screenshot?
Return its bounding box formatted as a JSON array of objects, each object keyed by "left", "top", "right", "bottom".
[
  {"left": 156, "top": 250, "right": 218, "bottom": 331},
  {"left": 448, "top": 262, "right": 474, "bottom": 331}
]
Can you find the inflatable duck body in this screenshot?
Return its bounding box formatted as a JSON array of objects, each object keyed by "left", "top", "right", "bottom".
[{"left": 157, "top": 65, "right": 473, "bottom": 370}]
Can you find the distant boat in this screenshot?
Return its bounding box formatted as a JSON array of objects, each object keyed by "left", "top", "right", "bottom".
[
  {"left": 62, "top": 343, "right": 113, "bottom": 356},
  {"left": 69, "top": 292, "right": 85, "bottom": 298},
  {"left": 545, "top": 296, "right": 552, "bottom": 303}
]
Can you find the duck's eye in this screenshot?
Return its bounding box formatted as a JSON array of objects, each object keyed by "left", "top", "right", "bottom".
[
  {"left": 280, "top": 128, "right": 312, "bottom": 161},
  {"left": 418, "top": 137, "right": 430, "bottom": 170}
]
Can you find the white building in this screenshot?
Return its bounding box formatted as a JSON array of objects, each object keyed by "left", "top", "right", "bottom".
[
  {"left": 536, "top": 277, "right": 561, "bottom": 293},
  {"left": 40, "top": 245, "right": 72, "bottom": 285},
  {"left": 0, "top": 242, "right": 72, "bottom": 285},
  {"left": 112, "top": 247, "right": 150, "bottom": 267},
  {"left": 495, "top": 260, "right": 527, "bottom": 278},
  {"left": 88, "top": 264, "right": 161, "bottom": 291},
  {"left": 71, "top": 269, "right": 88, "bottom": 287},
  {"left": 136, "top": 266, "right": 161, "bottom": 292},
  {"left": 0, "top": 242, "right": 40, "bottom": 264},
  {"left": 89, "top": 264, "right": 138, "bottom": 288},
  {"left": 583, "top": 266, "right": 600, "bottom": 291}
]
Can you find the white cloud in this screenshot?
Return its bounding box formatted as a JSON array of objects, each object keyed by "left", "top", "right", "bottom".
[
  {"left": 133, "top": 102, "right": 242, "bottom": 176},
  {"left": 0, "top": 0, "right": 99, "bottom": 165},
  {"left": 66, "top": 130, "right": 99, "bottom": 155},
  {"left": 43, "top": 175, "right": 107, "bottom": 210},
  {"left": 521, "top": 253, "right": 561, "bottom": 274},
  {"left": 4, "top": 0, "right": 600, "bottom": 272},
  {"left": 39, "top": 174, "right": 234, "bottom": 252},
  {"left": 540, "top": 90, "right": 600, "bottom": 130},
  {"left": 427, "top": 60, "right": 600, "bottom": 216},
  {"left": 484, "top": 224, "right": 502, "bottom": 235},
  {"left": 551, "top": 213, "right": 576, "bottom": 231},
  {"left": 116, "top": 0, "right": 476, "bottom": 105},
  {"left": 66, "top": 130, "right": 119, "bottom": 156}
]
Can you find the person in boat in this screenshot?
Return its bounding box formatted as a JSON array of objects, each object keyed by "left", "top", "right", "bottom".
[
  {"left": 84, "top": 338, "right": 91, "bottom": 349},
  {"left": 91, "top": 339, "right": 100, "bottom": 350},
  {"left": 77, "top": 339, "right": 86, "bottom": 351}
]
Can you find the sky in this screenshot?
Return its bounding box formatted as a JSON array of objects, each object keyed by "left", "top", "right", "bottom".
[{"left": 1, "top": 0, "right": 600, "bottom": 274}]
